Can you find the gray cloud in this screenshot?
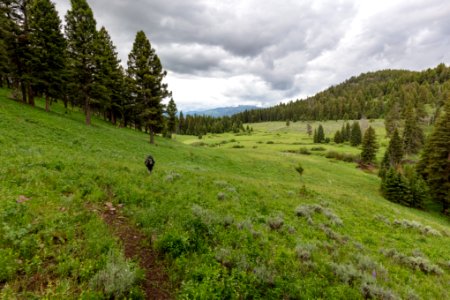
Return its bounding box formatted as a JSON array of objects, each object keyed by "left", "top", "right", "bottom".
[{"left": 54, "top": 0, "right": 450, "bottom": 110}]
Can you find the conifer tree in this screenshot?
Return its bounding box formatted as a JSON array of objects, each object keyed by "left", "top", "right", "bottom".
[
  {"left": 65, "top": 0, "right": 98, "bottom": 125},
  {"left": 385, "top": 101, "right": 401, "bottom": 137},
  {"left": 417, "top": 99, "right": 450, "bottom": 212},
  {"left": 127, "top": 30, "right": 169, "bottom": 144},
  {"left": 403, "top": 103, "right": 424, "bottom": 155},
  {"left": 317, "top": 124, "right": 325, "bottom": 143},
  {"left": 360, "top": 126, "right": 378, "bottom": 164},
  {"left": 345, "top": 122, "right": 351, "bottom": 141},
  {"left": 334, "top": 130, "right": 342, "bottom": 144},
  {"left": 166, "top": 97, "right": 177, "bottom": 138},
  {"left": 93, "top": 26, "right": 123, "bottom": 124},
  {"left": 350, "top": 121, "right": 362, "bottom": 146},
  {"left": 313, "top": 129, "right": 318, "bottom": 143},
  {"left": 379, "top": 128, "right": 403, "bottom": 178},
  {"left": 387, "top": 128, "right": 404, "bottom": 166},
  {"left": 28, "top": 0, "right": 66, "bottom": 112},
  {"left": 178, "top": 111, "right": 185, "bottom": 134},
  {"left": 381, "top": 168, "right": 409, "bottom": 206},
  {"left": 7, "top": 0, "right": 33, "bottom": 103},
  {"left": 0, "top": 3, "right": 14, "bottom": 86}
]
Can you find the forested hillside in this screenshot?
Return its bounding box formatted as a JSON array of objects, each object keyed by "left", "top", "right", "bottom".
[{"left": 234, "top": 64, "right": 450, "bottom": 122}]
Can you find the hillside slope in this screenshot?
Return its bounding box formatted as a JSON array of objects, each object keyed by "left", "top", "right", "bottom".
[
  {"left": 0, "top": 89, "right": 449, "bottom": 299},
  {"left": 233, "top": 64, "right": 450, "bottom": 122}
]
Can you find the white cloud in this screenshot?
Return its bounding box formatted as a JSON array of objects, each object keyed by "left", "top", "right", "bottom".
[{"left": 54, "top": 0, "right": 450, "bottom": 111}]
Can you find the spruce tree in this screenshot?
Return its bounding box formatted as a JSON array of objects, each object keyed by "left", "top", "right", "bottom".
[
  {"left": 345, "top": 122, "right": 351, "bottom": 141},
  {"left": 178, "top": 111, "right": 185, "bottom": 134},
  {"left": 385, "top": 101, "right": 401, "bottom": 137},
  {"left": 334, "top": 130, "right": 342, "bottom": 144},
  {"left": 403, "top": 103, "right": 424, "bottom": 155},
  {"left": 65, "top": 0, "right": 98, "bottom": 125},
  {"left": 28, "top": 0, "right": 66, "bottom": 112},
  {"left": 350, "top": 121, "right": 362, "bottom": 146},
  {"left": 166, "top": 97, "right": 177, "bottom": 138},
  {"left": 7, "top": 0, "right": 33, "bottom": 103},
  {"left": 417, "top": 99, "right": 450, "bottom": 212},
  {"left": 387, "top": 128, "right": 404, "bottom": 166},
  {"left": 0, "top": 3, "right": 13, "bottom": 85},
  {"left": 360, "top": 126, "right": 378, "bottom": 164},
  {"left": 317, "top": 124, "right": 325, "bottom": 143},
  {"left": 127, "top": 30, "right": 169, "bottom": 144},
  {"left": 93, "top": 26, "right": 123, "bottom": 124}
]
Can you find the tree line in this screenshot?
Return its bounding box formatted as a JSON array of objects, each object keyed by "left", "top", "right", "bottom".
[
  {"left": 232, "top": 65, "right": 450, "bottom": 123},
  {"left": 0, "top": 0, "right": 177, "bottom": 143}
]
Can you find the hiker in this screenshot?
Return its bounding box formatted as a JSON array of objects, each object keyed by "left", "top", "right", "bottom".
[{"left": 145, "top": 155, "right": 155, "bottom": 173}]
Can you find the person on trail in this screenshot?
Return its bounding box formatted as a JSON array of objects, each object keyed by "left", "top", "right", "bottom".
[{"left": 145, "top": 155, "right": 155, "bottom": 173}]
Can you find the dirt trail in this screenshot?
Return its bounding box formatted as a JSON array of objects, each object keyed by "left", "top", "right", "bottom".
[{"left": 100, "top": 203, "right": 173, "bottom": 299}]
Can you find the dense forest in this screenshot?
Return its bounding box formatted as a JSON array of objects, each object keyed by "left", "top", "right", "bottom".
[
  {"left": 234, "top": 65, "right": 450, "bottom": 123},
  {"left": 0, "top": 0, "right": 175, "bottom": 143},
  {"left": 175, "top": 64, "right": 450, "bottom": 136}
]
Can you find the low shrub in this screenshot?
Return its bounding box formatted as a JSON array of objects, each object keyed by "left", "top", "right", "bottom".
[
  {"left": 156, "top": 233, "right": 189, "bottom": 258},
  {"left": 299, "top": 147, "right": 311, "bottom": 155},
  {"left": 381, "top": 248, "right": 443, "bottom": 275},
  {"left": 267, "top": 216, "right": 284, "bottom": 230},
  {"left": 310, "top": 146, "right": 326, "bottom": 151},
  {"left": 90, "top": 251, "right": 141, "bottom": 298},
  {"left": 392, "top": 219, "right": 442, "bottom": 236},
  {"left": 266, "top": 141, "right": 274, "bottom": 144},
  {"left": 326, "top": 151, "right": 360, "bottom": 163},
  {"left": 360, "top": 283, "right": 398, "bottom": 300},
  {"left": 295, "top": 244, "right": 315, "bottom": 262},
  {"left": 232, "top": 145, "right": 245, "bottom": 149}
]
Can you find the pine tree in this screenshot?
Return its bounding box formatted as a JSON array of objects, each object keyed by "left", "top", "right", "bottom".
[
  {"left": 93, "top": 26, "right": 123, "bottom": 124},
  {"left": 381, "top": 168, "right": 408, "bottom": 206},
  {"left": 7, "top": 0, "right": 34, "bottom": 103},
  {"left": 403, "top": 103, "right": 424, "bottom": 155},
  {"left": 317, "top": 124, "right": 325, "bottom": 143},
  {"left": 178, "top": 111, "right": 185, "bottom": 134},
  {"left": 313, "top": 129, "right": 318, "bottom": 143},
  {"left": 0, "top": 3, "right": 13, "bottom": 86},
  {"left": 65, "top": 0, "right": 98, "bottom": 125},
  {"left": 345, "top": 122, "right": 351, "bottom": 141},
  {"left": 28, "top": 0, "right": 66, "bottom": 112},
  {"left": 384, "top": 101, "right": 401, "bottom": 137},
  {"left": 127, "top": 30, "right": 170, "bottom": 144},
  {"left": 166, "top": 97, "right": 177, "bottom": 138},
  {"left": 334, "top": 130, "right": 342, "bottom": 144},
  {"left": 417, "top": 98, "right": 450, "bottom": 213},
  {"left": 350, "top": 121, "right": 362, "bottom": 146},
  {"left": 360, "top": 126, "right": 378, "bottom": 164},
  {"left": 387, "top": 128, "right": 404, "bottom": 166}
]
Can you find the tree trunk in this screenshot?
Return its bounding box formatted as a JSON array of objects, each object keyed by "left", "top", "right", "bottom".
[
  {"left": 63, "top": 95, "right": 68, "bottom": 114},
  {"left": 150, "top": 127, "right": 154, "bottom": 144},
  {"left": 111, "top": 113, "right": 116, "bottom": 125},
  {"left": 21, "top": 81, "right": 27, "bottom": 103},
  {"left": 27, "top": 84, "right": 35, "bottom": 106},
  {"left": 85, "top": 95, "right": 91, "bottom": 125},
  {"left": 45, "top": 94, "right": 50, "bottom": 112}
]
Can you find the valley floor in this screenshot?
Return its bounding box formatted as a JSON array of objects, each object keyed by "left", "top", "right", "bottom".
[{"left": 0, "top": 89, "right": 449, "bottom": 299}]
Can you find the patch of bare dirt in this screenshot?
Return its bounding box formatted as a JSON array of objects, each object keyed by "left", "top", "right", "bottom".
[{"left": 100, "top": 202, "right": 173, "bottom": 300}]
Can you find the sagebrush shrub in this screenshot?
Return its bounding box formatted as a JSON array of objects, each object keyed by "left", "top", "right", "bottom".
[{"left": 90, "top": 251, "right": 139, "bottom": 298}]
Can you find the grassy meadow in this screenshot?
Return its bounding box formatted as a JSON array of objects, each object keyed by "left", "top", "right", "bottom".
[{"left": 0, "top": 88, "right": 449, "bottom": 299}]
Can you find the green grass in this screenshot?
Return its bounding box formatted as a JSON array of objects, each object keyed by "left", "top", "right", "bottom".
[{"left": 1, "top": 89, "right": 449, "bottom": 299}]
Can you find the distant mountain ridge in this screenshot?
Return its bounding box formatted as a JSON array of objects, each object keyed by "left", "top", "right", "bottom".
[{"left": 185, "top": 105, "right": 259, "bottom": 117}]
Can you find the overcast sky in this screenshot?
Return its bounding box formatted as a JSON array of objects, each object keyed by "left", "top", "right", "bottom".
[{"left": 53, "top": 0, "right": 450, "bottom": 111}]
